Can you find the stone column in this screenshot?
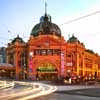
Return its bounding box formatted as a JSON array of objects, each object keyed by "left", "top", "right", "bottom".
[
  {"left": 82, "top": 53, "right": 85, "bottom": 76},
  {"left": 77, "top": 53, "right": 79, "bottom": 75},
  {"left": 15, "top": 52, "right": 19, "bottom": 80}
]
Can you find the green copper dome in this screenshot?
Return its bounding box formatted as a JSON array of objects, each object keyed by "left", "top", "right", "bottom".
[
  {"left": 67, "top": 35, "right": 80, "bottom": 43},
  {"left": 31, "top": 14, "right": 61, "bottom": 37},
  {"left": 12, "top": 35, "right": 24, "bottom": 43}
]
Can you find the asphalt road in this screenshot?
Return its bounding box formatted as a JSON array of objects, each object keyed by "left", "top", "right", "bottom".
[
  {"left": 0, "top": 81, "right": 100, "bottom": 100},
  {"left": 56, "top": 88, "right": 100, "bottom": 97},
  {"left": 0, "top": 81, "right": 57, "bottom": 100},
  {"left": 0, "top": 83, "right": 33, "bottom": 100},
  {"left": 33, "top": 88, "right": 100, "bottom": 100}
]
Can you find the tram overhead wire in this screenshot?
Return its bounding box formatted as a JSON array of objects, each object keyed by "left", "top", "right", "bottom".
[{"left": 60, "top": 11, "right": 100, "bottom": 26}]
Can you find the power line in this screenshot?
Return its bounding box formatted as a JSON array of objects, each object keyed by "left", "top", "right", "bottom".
[{"left": 60, "top": 11, "right": 100, "bottom": 26}]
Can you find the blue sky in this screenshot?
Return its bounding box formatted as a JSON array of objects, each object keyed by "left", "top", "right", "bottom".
[{"left": 0, "top": 0, "right": 100, "bottom": 53}]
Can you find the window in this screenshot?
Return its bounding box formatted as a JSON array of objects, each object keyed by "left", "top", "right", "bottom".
[
  {"left": 47, "top": 49, "right": 53, "bottom": 55},
  {"left": 41, "top": 49, "right": 46, "bottom": 55},
  {"left": 67, "top": 54, "right": 71, "bottom": 57},
  {"left": 53, "top": 49, "right": 61, "bottom": 55},
  {"left": 34, "top": 49, "right": 60, "bottom": 56}
]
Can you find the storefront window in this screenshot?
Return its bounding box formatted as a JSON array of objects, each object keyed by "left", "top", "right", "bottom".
[{"left": 37, "top": 63, "right": 56, "bottom": 72}]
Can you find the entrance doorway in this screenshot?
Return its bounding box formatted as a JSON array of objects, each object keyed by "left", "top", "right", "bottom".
[{"left": 36, "top": 63, "right": 58, "bottom": 80}]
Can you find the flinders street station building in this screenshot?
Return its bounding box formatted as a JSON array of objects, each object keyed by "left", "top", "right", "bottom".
[{"left": 1, "top": 12, "right": 100, "bottom": 81}]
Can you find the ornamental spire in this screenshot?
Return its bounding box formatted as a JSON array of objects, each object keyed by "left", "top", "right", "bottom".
[{"left": 45, "top": 0, "right": 47, "bottom": 15}]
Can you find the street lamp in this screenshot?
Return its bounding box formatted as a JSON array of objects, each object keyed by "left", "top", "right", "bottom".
[{"left": 29, "top": 52, "right": 33, "bottom": 57}]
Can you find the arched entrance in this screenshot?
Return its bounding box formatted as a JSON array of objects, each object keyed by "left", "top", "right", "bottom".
[{"left": 36, "top": 63, "right": 58, "bottom": 80}]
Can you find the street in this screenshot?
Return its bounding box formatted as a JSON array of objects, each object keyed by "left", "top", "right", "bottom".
[
  {"left": 0, "top": 81, "right": 57, "bottom": 100},
  {"left": 33, "top": 93, "right": 100, "bottom": 100},
  {"left": 32, "top": 84, "right": 100, "bottom": 100},
  {"left": 0, "top": 81, "right": 100, "bottom": 100}
]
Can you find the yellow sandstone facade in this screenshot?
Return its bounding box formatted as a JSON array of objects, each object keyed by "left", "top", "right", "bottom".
[{"left": 5, "top": 13, "right": 100, "bottom": 80}]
